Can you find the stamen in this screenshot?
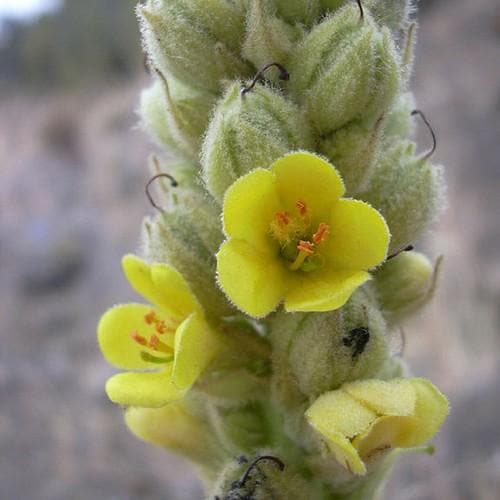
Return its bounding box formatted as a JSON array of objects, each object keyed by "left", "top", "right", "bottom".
[
  {"left": 276, "top": 211, "right": 289, "bottom": 226},
  {"left": 290, "top": 241, "right": 315, "bottom": 271},
  {"left": 144, "top": 310, "right": 157, "bottom": 325},
  {"left": 297, "top": 241, "right": 315, "bottom": 254},
  {"left": 296, "top": 200, "right": 308, "bottom": 217},
  {"left": 313, "top": 223, "right": 330, "bottom": 244},
  {"left": 155, "top": 320, "right": 166, "bottom": 334},
  {"left": 131, "top": 331, "right": 148, "bottom": 346},
  {"left": 148, "top": 334, "right": 173, "bottom": 354}
]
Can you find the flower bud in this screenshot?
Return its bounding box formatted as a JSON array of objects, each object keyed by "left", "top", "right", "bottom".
[
  {"left": 321, "top": 1, "right": 413, "bottom": 32},
  {"left": 274, "top": 0, "right": 321, "bottom": 26},
  {"left": 141, "top": 187, "right": 233, "bottom": 318},
  {"left": 319, "top": 0, "right": 347, "bottom": 12},
  {"left": 138, "top": 1, "right": 250, "bottom": 93},
  {"left": 361, "top": 142, "right": 446, "bottom": 254},
  {"left": 366, "top": 0, "right": 413, "bottom": 32},
  {"left": 289, "top": 4, "right": 401, "bottom": 135},
  {"left": 125, "top": 399, "right": 229, "bottom": 473},
  {"left": 375, "top": 251, "right": 440, "bottom": 326},
  {"left": 242, "top": 0, "right": 300, "bottom": 71},
  {"left": 318, "top": 117, "right": 384, "bottom": 194},
  {"left": 271, "top": 287, "right": 390, "bottom": 401},
  {"left": 201, "top": 83, "right": 314, "bottom": 201},
  {"left": 159, "top": 72, "right": 217, "bottom": 156},
  {"left": 139, "top": 81, "right": 188, "bottom": 158},
  {"left": 178, "top": 0, "right": 246, "bottom": 53},
  {"left": 383, "top": 92, "right": 416, "bottom": 141},
  {"left": 211, "top": 454, "right": 310, "bottom": 500}
]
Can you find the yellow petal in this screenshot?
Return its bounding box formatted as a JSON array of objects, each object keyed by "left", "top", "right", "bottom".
[
  {"left": 223, "top": 168, "right": 281, "bottom": 249},
  {"left": 150, "top": 262, "right": 202, "bottom": 317},
  {"left": 352, "top": 378, "right": 449, "bottom": 457},
  {"left": 272, "top": 152, "right": 345, "bottom": 222},
  {"left": 353, "top": 415, "right": 414, "bottom": 460},
  {"left": 125, "top": 403, "right": 214, "bottom": 462},
  {"left": 397, "top": 378, "right": 449, "bottom": 447},
  {"left": 105, "top": 364, "right": 185, "bottom": 408},
  {"left": 284, "top": 268, "right": 370, "bottom": 312},
  {"left": 344, "top": 379, "right": 416, "bottom": 417},
  {"left": 123, "top": 254, "right": 199, "bottom": 318},
  {"left": 97, "top": 303, "right": 160, "bottom": 370},
  {"left": 306, "top": 391, "right": 376, "bottom": 475},
  {"left": 172, "top": 312, "right": 223, "bottom": 390},
  {"left": 217, "top": 239, "right": 287, "bottom": 318},
  {"left": 328, "top": 199, "right": 390, "bottom": 271}
]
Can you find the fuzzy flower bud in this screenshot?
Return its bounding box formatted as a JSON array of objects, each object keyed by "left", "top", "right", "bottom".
[
  {"left": 138, "top": 0, "right": 250, "bottom": 93},
  {"left": 361, "top": 142, "right": 445, "bottom": 254},
  {"left": 319, "top": 117, "right": 384, "bottom": 195},
  {"left": 242, "top": 0, "right": 300, "bottom": 71},
  {"left": 201, "top": 84, "right": 314, "bottom": 202},
  {"left": 375, "top": 251, "right": 440, "bottom": 326},
  {"left": 289, "top": 4, "right": 401, "bottom": 135},
  {"left": 141, "top": 74, "right": 216, "bottom": 159},
  {"left": 274, "top": 0, "right": 321, "bottom": 26},
  {"left": 139, "top": 81, "right": 188, "bottom": 158},
  {"left": 271, "top": 287, "right": 390, "bottom": 401}
]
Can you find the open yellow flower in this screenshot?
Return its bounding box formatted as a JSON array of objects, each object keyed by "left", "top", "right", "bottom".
[
  {"left": 216, "top": 151, "right": 390, "bottom": 317},
  {"left": 306, "top": 378, "right": 449, "bottom": 475},
  {"left": 97, "top": 255, "right": 223, "bottom": 408}
]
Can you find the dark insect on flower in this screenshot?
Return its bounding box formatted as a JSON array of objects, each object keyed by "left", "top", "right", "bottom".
[{"left": 343, "top": 327, "right": 370, "bottom": 360}]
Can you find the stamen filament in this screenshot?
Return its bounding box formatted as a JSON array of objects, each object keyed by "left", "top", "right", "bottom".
[
  {"left": 290, "top": 241, "right": 315, "bottom": 271},
  {"left": 149, "top": 334, "right": 173, "bottom": 354},
  {"left": 313, "top": 223, "right": 330, "bottom": 244}
]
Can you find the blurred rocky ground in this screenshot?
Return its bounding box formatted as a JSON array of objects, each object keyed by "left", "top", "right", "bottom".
[{"left": 0, "top": 0, "right": 499, "bottom": 499}]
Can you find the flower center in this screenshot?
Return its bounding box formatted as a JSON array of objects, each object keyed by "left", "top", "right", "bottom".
[
  {"left": 269, "top": 200, "right": 330, "bottom": 272},
  {"left": 130, "top": 309, "right": 179, "bottom": 364}
]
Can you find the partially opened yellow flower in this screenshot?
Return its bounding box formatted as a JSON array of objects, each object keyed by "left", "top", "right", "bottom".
[
  {"left": 216, "top": 151, "right": 390, "bottom": 317},
  {"left": 97, "top": 255, "right": 223, "bottom": 408},
  {"left": 305, "top": 378, "right": 449, "bottom": 475}
]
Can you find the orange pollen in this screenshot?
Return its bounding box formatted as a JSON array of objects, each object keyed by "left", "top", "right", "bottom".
[
  {"left": 313, "top": 223, "right": 330, "bottom": 244},
  {"left": 149, "top": 334, "right": 159, "bottom": 350},
  {"left": 297, "top": 240, "right": 315, "bottom": 255},
  {"left": 155, "top": 320, "right": 166, "bottom": 334},
  {"left": 131, "top": 330, "right": 148, "bottom": 346},
  {"left": 144, "top": 310, "right": 157, "bottom": 325},
  {"left": 276, "top": 211, "right": 289, "bottom": 226},
  {"left": 296, "top": 200, "right": 307, "bottom": 217}
]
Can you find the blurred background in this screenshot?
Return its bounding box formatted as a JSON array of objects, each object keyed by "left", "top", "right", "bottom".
[{"left": 0, "top": 0, "right": 499, "bottom": 498}]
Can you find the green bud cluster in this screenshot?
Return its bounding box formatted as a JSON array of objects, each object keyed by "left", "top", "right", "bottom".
[{"left": 117, "top": 1, "right": 448, "bottom": 498}]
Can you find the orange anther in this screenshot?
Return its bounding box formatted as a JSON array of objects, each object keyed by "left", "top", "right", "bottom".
[
  {"left": 313, "top": 223, "right": 330, "bottom": 244},
  {"left": 131, "top": 331, "right": 148, "bottom": 346},
  {"left": 276, "top": 211, "right": 289, "bottom": 225},
  {"left": 297, "top": 240, "right": 315, "bottom": 255},
  {"left": 149, "top": 334, "right": 159, "bottom": 350},
  {"left": 296, "top": 200, "right": 307, "bottom": 217},
  {"left": 155, "top": 320, "right": 166, "bottom": 334},
  {"left": 144, "top": 310, "right": 157, "bottom": 325}
]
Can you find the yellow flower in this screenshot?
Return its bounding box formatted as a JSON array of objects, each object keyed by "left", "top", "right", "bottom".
[
  {"left": 97, "top": 255, "right": 223, "bottom": 408},
  {"left": 216, "top": 151, "right": 390, "bottom": 317},
  {"left": 305, "top": 378, "right": 449, "bottom": 475}
]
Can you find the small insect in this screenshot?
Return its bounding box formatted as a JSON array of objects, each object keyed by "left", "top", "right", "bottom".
[{"left": 342, "top": 326, "right": 370, "bottom": 360}]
